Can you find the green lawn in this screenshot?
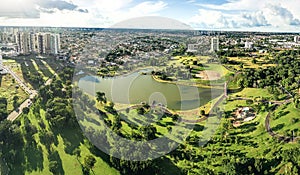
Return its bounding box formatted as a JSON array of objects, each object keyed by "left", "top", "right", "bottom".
[
  {"left": 0, "top": 73, "right": 28, "bottom": 113},
  {"left": 15, "top": 107, "right": 120, "bottom": 175},
  {"left": 31, "top": 59, "right": 49, "bottom": 81},
  {"left": 227, "top": 56, "right": 276, "bottom": 70},
  {"left": 270, "top": 103, "right": 300, "bottom": 136},
  {"left": 231, "top": 88, "right": 272, "bottom": 98},
  {"left": 205, "top": 63, "right": 231, "bottom": 77}
]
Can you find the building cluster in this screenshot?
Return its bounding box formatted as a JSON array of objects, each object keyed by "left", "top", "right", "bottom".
[
  {"left": 187, "top": 36, "right": 219, "bottom": 53},
  {"left": 0, "top": 31, "right": 61, "bottom": 55},
  {"left": 15, "top": 32, "right": 61, "bottom": 55}
]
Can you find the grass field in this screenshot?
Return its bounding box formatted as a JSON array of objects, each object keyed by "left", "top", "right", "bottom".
[
  {"left": 14, "top": 108, "right": 120, "bottom": 175},
  {"left": 219, "top": 89, "right": 299, "bottom": 173},
  {"left": 231, "top": 88, "right": 273, "bottom": 99},
  {"left": 1, "top": 57, "right": 120, "bottom": 174},
  {"left": 270, "top": 103, "right": 300, "bottom": 136},
  {"left": 0, "top": 65, "right": 28, "bottom": 113},
  {"left": 227, "top": 56, "right": 276, "bottom": 70},
  {"left": 3, "top": 59, "right": 30, "bottom": 86}
]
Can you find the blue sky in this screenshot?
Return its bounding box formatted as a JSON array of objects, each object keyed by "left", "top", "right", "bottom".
[{"left": 0, "top": 0, "right": 300, "bottom": 32}]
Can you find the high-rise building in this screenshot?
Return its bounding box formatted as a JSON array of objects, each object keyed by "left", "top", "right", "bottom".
[
  {"left": 1, "top": 32, "right": 15, "bottom": 43},
  {"left": 15, "top": 32, "right": 30, "bottom": 54},
  {"left": 294, "top": 36, "right": 300, "bottom": 43},
  {"left": 36, "top": 33, "right": 46, "bottom": 54},
  {"left": 13, "top": 31, "right": 61, "bottom": 55},
  {"left": 50, "top": 34, "right": 61, "bottom": 54},
  {"left": 35, "top": 33, "right": 61, "bottom": 55},
  {"left": 44, "top": 33, "right": 52, "bottom": 54},
  {"left": 211, "top": 37, "right": 219, "bottom": 51},
  {"left": 29, "top": 32, "right": 37, "bottom": 53},
  {"left": 0, "top": 54, "right": 3, "bottom": 71}
]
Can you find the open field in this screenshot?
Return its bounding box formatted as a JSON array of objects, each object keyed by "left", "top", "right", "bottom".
[
  {"left": 226, "top": 56, "right": 276, "bottom": 71},
  {"left": 270, "top": 102, "right": 300, "bottom": 136},
  {"left": 8, "top": 107, "right": 120, "bottom": 175},
  {"left": 3, "top": 59, "right": 30, "bottom": 87},
  {"left": 0, "top": 62, "right": 28, "bottom": 113},
  {"left": 229, "top": 88, "right": 274, "bottom": 99}
]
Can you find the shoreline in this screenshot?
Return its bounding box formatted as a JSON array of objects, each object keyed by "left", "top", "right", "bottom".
[
  {"left": 96, "top": 65, "right": 227, "bottom": 90},
  {"left": 151, "top": 74, "right": 224, "bottom": 89}
]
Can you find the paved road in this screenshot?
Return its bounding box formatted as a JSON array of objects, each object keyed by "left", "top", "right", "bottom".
[
  {"left": 5, "top": 61, "right": 61, "bottom": 121},
  {"left": 4, "top": 66, "right": 38, "bottom": 121}
]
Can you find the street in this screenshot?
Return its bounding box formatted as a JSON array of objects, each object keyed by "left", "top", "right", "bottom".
[{"left": 4, "top": 65, "right": 38, "bottom": 121}]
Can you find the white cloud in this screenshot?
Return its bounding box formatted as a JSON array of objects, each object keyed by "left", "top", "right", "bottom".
[
  {"left": 263, "top": 4, "right": 300, "bottom": 27},
  {"left": 129, "top": 1, "right": 167, "bottom": 16},
  {"left": 91, "top": 1, "right": 168, "bottom": 26},
  {"left": 0, "top": 0, "right": 169, "bottom": 27},
  {"left": 91, "top": 0, "right": 134, "bottom": 13},
  {"left": 189, "top": 9, "right": 246, "bottom": 29},
  {"left": 241, "top": 11, "right": 269, "bottom": 27},
  {"left": 190, "top": 0, "right": 300, "bottom": 31},
  {"left": 199, "top": 0, "right": 265, "bottom": 11},
  {"left": 0, "top": 10, "right": 93, "bottom": 27},
  {"left": 1, "top": 0, "right": 300, "bottom": 31},
  {"left": 187, "top": 0, "right": 196, "bottom": 4}
]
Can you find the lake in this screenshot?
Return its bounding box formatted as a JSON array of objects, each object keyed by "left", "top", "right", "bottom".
[{"left": 78, "top": 70, "right": 223, "bottom": 110}]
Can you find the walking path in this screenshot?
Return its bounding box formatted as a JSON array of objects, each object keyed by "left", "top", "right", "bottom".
[
  {"left": 4, "top": 65, "right": 38, "bottom": 121},
  {"left": 265, "top": 101, "right": 300, "bottom": 143}
]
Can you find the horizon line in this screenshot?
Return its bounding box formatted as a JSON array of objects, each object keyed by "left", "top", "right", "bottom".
[{"left": 0, "top": 25, "right": 299, "bottom": 34}]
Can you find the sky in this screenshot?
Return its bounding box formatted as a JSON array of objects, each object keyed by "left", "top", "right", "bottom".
[{"left": 0, "top": 0, "right": 300, "bottom": 32}]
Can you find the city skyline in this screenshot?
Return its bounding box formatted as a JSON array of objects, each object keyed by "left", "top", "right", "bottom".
[{"left": 0, "top": 0, "right": 300, "bottom": 32}]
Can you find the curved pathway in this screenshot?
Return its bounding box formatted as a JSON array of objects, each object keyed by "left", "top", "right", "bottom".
[{"left": 265, "top": 101, "right": 300, "bottom": 143}]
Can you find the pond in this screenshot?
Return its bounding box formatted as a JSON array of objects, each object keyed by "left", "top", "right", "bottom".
[{"left": 78, "top": 70, "right": 223, "bottom": 110}]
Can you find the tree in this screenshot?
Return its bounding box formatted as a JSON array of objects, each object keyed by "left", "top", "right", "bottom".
[
  {"left": 13, "top": 95, "right": 19, "bottom": 109},
  {"left": 139, "top": 125, "right": 157, "bottom": 140},
  {"left": 73, "top": 148, "right": 81, "bottom": 158},
  {"left": 49, "top": 161, "right": 59, "bottom": 174},
  {"left": 200, "top": 110, "right": 205, "bottom": 116},
  {"left": 172, "top": 114, "right": 180, "bottom": 122},
  {"left": 0, "top": 98, "right": 8, "bottom": 121},
  {"left": 246, "top": 99, "right": 254, "bottom": 105},
  {"left": 96, "top": 92, "right": 107, "bottom": 104},
  {"left": 137, "top": 107, "right": 145, "bottom": 115},
  {"left": 23, "top": 107, "right": 30, "bottom": 114},
  {"left": 84, "top": 155, "right": 97, "bottom": 171}
]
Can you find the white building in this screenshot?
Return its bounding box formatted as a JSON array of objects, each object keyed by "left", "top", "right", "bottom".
[
  {"left": 294, "top": 36, "right": 300, "bottom": 43},
  {"left": 211, "top": 37, "right": 219, "bottom": 51},
  {"left": 15, "top": 32, "right": 30, "bottom": 54},
  {"left": 244, "top": 41, "right": 254, "bottom": 49},
  {"left": 0, "top": 54, "right": 3, "bottom": 71},
  {"left": 36, "top": 33, "right": 46, "bottom": 54},
  {"left": 29, "top": 32, "right": 37, "bottom": 53},
  {"left": 14, "top": 32, "right": 61, "bottom": 55},
  {"left": 187, "top": 44, "right": 199, "bottom": 52},
  {"left": 50, "top": 34, "right": 61, "bottom": 54}
]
